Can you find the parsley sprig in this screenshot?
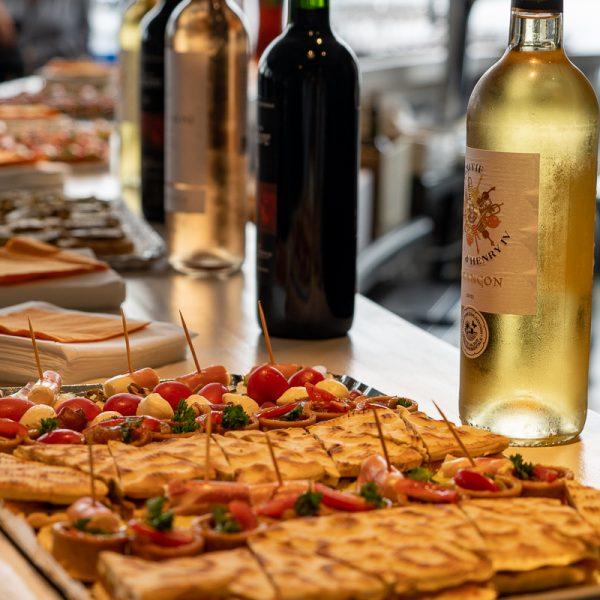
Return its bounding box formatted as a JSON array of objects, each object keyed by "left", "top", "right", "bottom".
[
  {"left": 294, "top": 490, "right": 323, "bottom": 516},
  {"left": 145, "top": 496, "right": 174, "bottom": 532},
  {"left": 221, "top": 405, "right": 250, "bottom": 430},
  {"left": 359, "top": 482, "right": 386, "bottom": 508},
  {"left": 72, "top": 518, "right": 106, "bottom": 535},
  {"left": 406, "top": 467, "right": 434, "bottom": 483},
  {"left": 172, "top": 400, "right": 199, "bottom": 434},
  {"left": 212, "top": 505, "right": 242, "bottom": 534},
  {"left": 509, "top": 454, "right": 535, "bottom": 480},
  {"left": 39, "top": 417, "right": 59, "bottom": 435},
  {"left": 280, "top": 404, "right": 305, "bottom": 421}
]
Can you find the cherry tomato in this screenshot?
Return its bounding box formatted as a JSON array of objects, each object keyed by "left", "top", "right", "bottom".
[
  {"left": 104, "top": 393, "right": 141, "bottom": 416},
  {"left": 247, "top": 365, "right": 290, "bottom": 405},
  {"left": 0, "top": 397, "right": 34, "bottom": 422},
  {"left": 271, "top": 363, "right": 302, "bottom": 379},
  {"left": 0, "top": 418, "right": 27, "bottom": 439},
  {"left": 395, "top": 479, "right": 459, "bottom": 503},
  {"left": 196, "top": 411, "right": 223, "bottom": 427},
  {"left": 255, "top": 494, "right": 299, "bottom": 519},
  {"left": 257, "top": 402, "right": 301, "bottom": 420},
  {"left": 314, "top": 483, "right": 374, "bottom": 512},
  {"left": 454, "top": 469, "right": 500, "bottom": 492},
  {"left": 289, "top": 367, "right": 325, "bottom": 387},
  {"left": 129, "top": 520, "right": 194, "bottom": 547},
  {"left": 176, "top": 366, "right": 230, "bottom": 391},
  {"left": 305, "top": 383, "right": 349, "bottom": 413},
  {"left": 533, "top": 465, "right": 560, "bottom": 483},
  {"left": 38, "top": 429, "right": 85, "bottom": 444},
  {"left": 154, "top": 381, "right": 192, "bottom": 410},
  {"left": 197, "top": 383, "right": 229, "bottom": 405},
  {"left": 228, "top": 500, "right": 258, "bottom": 531},
  {"left": 57, "top": 397, "right": 101, "bottom": 422}
]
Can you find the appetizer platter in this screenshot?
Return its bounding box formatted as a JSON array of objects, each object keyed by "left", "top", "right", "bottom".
[{"left": 1, "top": 313, "right": 600, "bottom": 599}]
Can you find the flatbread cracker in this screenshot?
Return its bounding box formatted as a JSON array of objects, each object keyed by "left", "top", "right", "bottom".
[
  {"left": 98, "top": 548, "right": 276, "bottom": 600},
  {"left": 566, "top": 480, "right": 600, "bottom": 534}
]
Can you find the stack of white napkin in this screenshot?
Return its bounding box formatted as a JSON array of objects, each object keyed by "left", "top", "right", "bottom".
[{"left": 0, "top": 302, "right": 188, "bottom": 385}]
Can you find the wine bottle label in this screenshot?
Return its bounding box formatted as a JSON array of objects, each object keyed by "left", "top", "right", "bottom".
[
  {"left": 461, "top": 146, "right": 540, "bottom": 317},
  {"left": 165, "top": 50, "right": 209, "bottom": 213},
  {"left": 118, "top": 49, "right": 139, "bottom": 124}
]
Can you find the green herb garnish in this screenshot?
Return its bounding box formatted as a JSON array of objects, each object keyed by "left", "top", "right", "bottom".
[
  {"left": 294, "top": 491, "right": 323, "bottom": 516},
  {"left": 359, "top": 482, "right": 386, "bottom": 508},
  {"left": 172, "top": 400, "right": 199, "bottom": 434},
  {"left": 509, "top": 454, "right": 535, "bottom": 480},
  {"left": 280, "top": 404, "right": 304, "bottom": 421},
  {"left": 72, "top": 518, "right": 105, "bottom": 535},
  {"left": 145, "top": 496, "right": 174, "bottom": 532},
  {"left": 394, "top": 397, "right": 413, "bottom": 409},
  {"left": 212, "top": 505, "right": 241, "bottom": 534},
  {"left": 406, "top": 467, "right": 434, "bottom": 483},
  {"left": 39, "top": 417, "right": 59, "bottom": 435},
  {"left": 221, "top": 404, "right": 250, "bottom": 430}
]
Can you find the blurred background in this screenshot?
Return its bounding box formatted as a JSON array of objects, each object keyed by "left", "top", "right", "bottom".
[{"left": 0, "top": 0, "right": 599, "bottom": 405}]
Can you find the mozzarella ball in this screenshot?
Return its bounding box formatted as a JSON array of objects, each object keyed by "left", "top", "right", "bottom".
[
  {"left": 19, "top": 404, "right": 56, "bottom": 429},
  {"left": 89, "top": 411, "right": 123, "bottom": 426},
  {"left": 222, "top": 393, "right": 259, "bottom": 415},
  {"left": 136, "top": 393, "right": 174, "bottom": 420},
  {"left": 103, "top": 374, "right": 135, "bottom": 397},
  {"left": 315, "top": 379, "right": 349, "bottom": 398},
  {"left": 276, "top": 386, "right": 310, "bottom": 405}
]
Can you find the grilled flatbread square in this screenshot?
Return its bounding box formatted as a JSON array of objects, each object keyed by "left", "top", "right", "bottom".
[
  {"left": 249, "top": 535, "right": 387, "bottom": 600},
  {"left": 0, "top": 453, "right": 108, "bottom": 505},
  {"left": 460, "top": 498, "right": 599, "bottom": 574},
  {"left": 98, "top": 548, "right": 276, "bottom": 600},
  {"left": 214, "top": 434, "right": 328, "bottom": 484},
  {"left": 308, "top": 410, "right": 425, "bottom": 477},
  {"left": 226, "top": 428, "right": 340, "bottom": 485},
  {"left": 402, "top": 411, "right": 509, "bottom": 462},
  {"left": 566, "top": 480, "right": 600, "bottom": 534},
  {"left": 256, "top": 506, "right": 492, "bottom": 596}
]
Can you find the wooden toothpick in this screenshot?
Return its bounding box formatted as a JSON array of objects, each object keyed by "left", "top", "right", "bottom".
[
  {"left": 87, "top": 443, "right": 97, "bottom": 504},
  {"left": 179, "top": 310, "right": 201, "bottom": 374},
  {"left": 204, "top": 410, "right": 212, "bottom": 482},
  {"left": 27, "top": 317, "right": 43, "bottom": 380},
  {"left": 257, "top": 301, "right": 275, "bottom": 365},
  {"left": 265, "top": 431, "right": 283, "bottom": 488},
  {"left": 432, "top": 401, "right": 476, "bottom": 468},
  {"left": 372, "top": 408, "right": 392, "bottom": 472},
  {"left": 120, "top": 307, "right": 133, "bottom": 374}
]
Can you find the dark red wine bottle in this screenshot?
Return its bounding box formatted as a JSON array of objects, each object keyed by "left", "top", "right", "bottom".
[
  {"left": 139, "top": 0, "right": 183, "bottom": 223},
  {"left": 256, "top": 0, "right": 359, "bottom": 339}
]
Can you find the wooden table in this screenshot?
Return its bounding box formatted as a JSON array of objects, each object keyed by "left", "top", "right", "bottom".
[{"left": 118, "top": 227, "right": 600, "bottom": 488}]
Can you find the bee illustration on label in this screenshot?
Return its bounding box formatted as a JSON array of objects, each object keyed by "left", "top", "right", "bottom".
[{"left": 464, "top": 174, "right": 502, "bottom": 254}]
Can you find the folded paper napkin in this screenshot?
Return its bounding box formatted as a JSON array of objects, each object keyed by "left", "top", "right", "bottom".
[
  {"left": 0, "top": 237, "right": 108, "bottom": 285},
  {"left": 0, "top": 302, "right": 188, "bottom": 384}
]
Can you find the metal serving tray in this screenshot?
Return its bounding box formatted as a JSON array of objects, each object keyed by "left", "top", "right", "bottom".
[{"left": 1, "top": 374, "right": 599, "bottom": 600}]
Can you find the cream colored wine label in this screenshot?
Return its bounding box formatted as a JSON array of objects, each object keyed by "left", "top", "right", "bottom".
[{"left": 461, "top": 147, "right": 539, "bottom": 316}]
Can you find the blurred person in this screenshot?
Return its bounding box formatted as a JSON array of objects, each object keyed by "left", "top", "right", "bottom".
[
  {"left": 0, "top": 0, "right": 22, "bottom": 81},
  {"left": 2, "top": 0, "right": 89, "bottom": 75}
]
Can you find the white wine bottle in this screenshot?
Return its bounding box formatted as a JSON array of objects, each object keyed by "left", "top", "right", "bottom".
[
  {"left": 460, "top": 0, "right": 599, "bottom": 445},
  {"left": 165, "top": 0, "right": 249, "bottom": 276},
  {"left": 118, "top": 0, "right": 156, "bottom": 191}
]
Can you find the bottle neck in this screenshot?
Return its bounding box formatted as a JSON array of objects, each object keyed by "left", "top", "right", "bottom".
[
  {"left": 289, "top": 0, "right": 330, "bottom": 29},
  {"left": 508, "top": 8, "right": 563, "bottom": 52}
]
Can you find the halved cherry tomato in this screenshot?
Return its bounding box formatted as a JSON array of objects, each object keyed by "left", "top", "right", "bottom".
[
  {"left": 0, "top": 418, "right": 27, "bottom": 439},
  {"left": 38, "top": 429, "right": 85, "bottom": 444},
  {"left": 0, "top": 397, "right": 34, "bottom": 422},
  {"left": 97, "top": 416, "right": 162, "bottom": 432},
  {"left": 305, "top": 383, "right": 350, "bottom": 413},
  {"left": 196, "top": 411, "right": 223, "bottom": 427},
  {"left": 257, "top": 401, "right": 301, "bottom": 420},
  {"left": 533, "top": 465, "right": 560, "bottom": 483},
  {"left": 104, "top": 393, "right": 141, "bottom": 416},
  {"left": 454, "top": 469, "right": 499, "bottom": 492},
  {"left": 154, "top": 381, "right": 192, "bottom": 410},
  {"left": 247, "top": 365, "right": 290, "bottom": 405},
  {"left": 395, "top": 479, "right": 459, "bottom": 503},
  {"left": 314, "top": 483, "right": 374, "bottom": 512},
  {"left": 228, "top": 500, "right": 258, "bottom": 531},
  {"left": 255, "top": 494, "right": 298, "bottom": 519},
  {"left": 129, "top": 520, "right": 194, "bottom": 547},
  {"left": 288, "top": 367, "right": 325, "bottom": 387},
  {"left": 197, "top": 383, "right": 228, "bottom": 405},
  {"left": 57, "top": 397, "right": 101, "bottom": 422},
  {"left": 348, "top": 390, "right": 362, "bottom": 400}
]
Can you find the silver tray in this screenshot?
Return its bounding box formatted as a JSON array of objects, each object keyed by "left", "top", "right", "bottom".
[{"left": 1, "top": 374, "right": 599, "bottom": 600}]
